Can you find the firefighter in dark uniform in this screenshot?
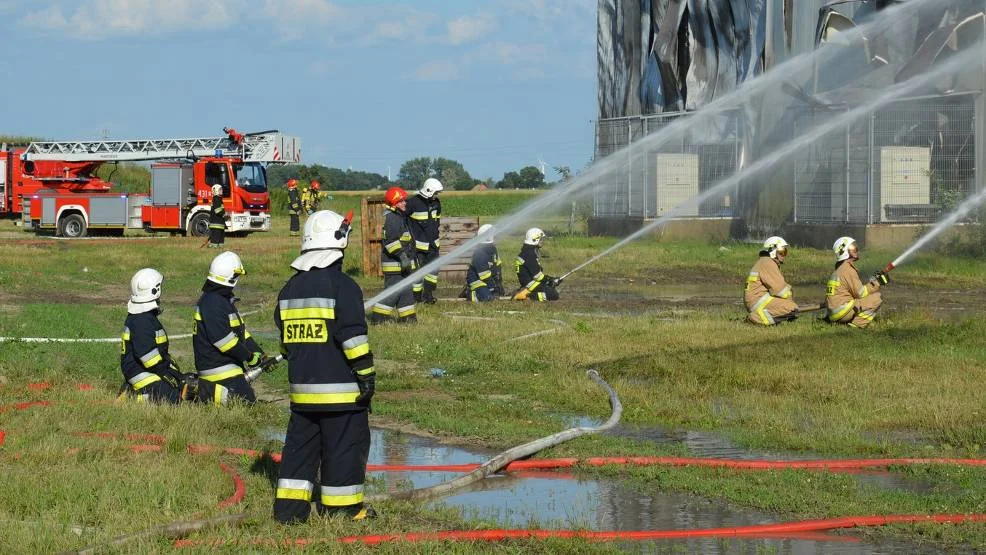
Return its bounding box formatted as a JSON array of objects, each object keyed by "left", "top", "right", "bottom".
[
  {"left": 287, "top": 179, "right": 302, "bottom": 236},
  {"left": 273, "top": 210, "right": 377, "bottom": 523},
  {"left": 513, "top": 227, "right": 561, "bottom": 301},
  {"left": 406, "top": 177, "right": 443, "bottom": 303},
  {"left": 208, "top": 183, "right": 226, "bottom": 248},
  {"left": 192, "top": 251, "right": 269, "bottom": 405},
  {"left": 466, "top": 224, "right": 503, "bottom": 302},
  {"left": 369, "top": 186, "right": 417, "bottom": 324},
  {"left": 119, "top": 268, "right": 196, "bottom": 403}
]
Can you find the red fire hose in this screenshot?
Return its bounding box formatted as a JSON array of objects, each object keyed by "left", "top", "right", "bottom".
[{"left": 172, "top": 513, "right": 986, "bottom": 548}]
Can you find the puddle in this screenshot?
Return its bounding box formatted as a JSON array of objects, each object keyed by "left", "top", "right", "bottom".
[
  {"left": 567, "top": 420, "right": 938, "bottom": 495},
  {"left": 251, "top": 428, "right": 943, "bottom": 553}
]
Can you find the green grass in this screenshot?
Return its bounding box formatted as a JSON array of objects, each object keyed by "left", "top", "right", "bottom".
[{"left": 2, "top": 208, "right": 986, "bottom": 551}]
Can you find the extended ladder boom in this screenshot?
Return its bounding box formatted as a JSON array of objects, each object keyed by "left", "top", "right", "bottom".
[{"left": 21, "top": 130, "right": 301, "bottom": 164}]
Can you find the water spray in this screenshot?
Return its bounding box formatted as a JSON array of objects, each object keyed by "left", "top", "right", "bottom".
[
  {"left": 883, "top": 187, "right": 986, "bottom": 273},
  {"left": 530, "top": 41, "right": 983, "bottom": 289},
  {"left": 362, "top": 0, "right": 955, "bottom": 311}
]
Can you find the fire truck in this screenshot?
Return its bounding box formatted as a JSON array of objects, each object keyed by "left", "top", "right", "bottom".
[{"left": 0, "top": 128, "right": 301, "bottom": 237}]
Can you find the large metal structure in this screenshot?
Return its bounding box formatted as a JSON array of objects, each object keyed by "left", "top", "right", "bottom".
[{"left": 595, "top": 0, "right": 985, "bottom": 234}]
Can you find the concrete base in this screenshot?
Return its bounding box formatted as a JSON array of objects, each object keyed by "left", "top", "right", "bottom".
[
  {"left": 783, "top": 223, "right": 973, "bottom": 251},
  {"left": 588, "top": 217, "right": 740, "bottom": 242}
]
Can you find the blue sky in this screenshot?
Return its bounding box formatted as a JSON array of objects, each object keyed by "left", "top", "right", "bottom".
[{"left": 0, "top": 0, "right": 596, "bottom": 183}]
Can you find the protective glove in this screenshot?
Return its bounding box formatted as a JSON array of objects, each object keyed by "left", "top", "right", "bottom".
[
  {"left": 247, "top": 352, "right": 263, "bottom": 367},
  {"left": 552, "top": 276, "right": 564, "bottom": 287},
  {"left": 355, "top": 374, "right": 375, "bottom": 405},
  {"left": 398, "top": 252, "right": 413, "bottom": 275},
  {"left": 871, "top": 271, "right": 890, "bottom": 286}
]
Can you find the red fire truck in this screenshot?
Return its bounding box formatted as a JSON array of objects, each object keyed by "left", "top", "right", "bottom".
[{"left": 0, "top": 128, "right": 301, "bottom": 237}]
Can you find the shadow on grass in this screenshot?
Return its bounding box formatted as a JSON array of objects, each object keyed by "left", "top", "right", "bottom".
[{"left": 250, "top": 452, "right": 280, "bottom": 488}]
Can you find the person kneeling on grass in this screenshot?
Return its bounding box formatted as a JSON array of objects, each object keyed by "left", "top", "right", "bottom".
[
  {"left": 192, "top": 251, "right": 272, "bottom": 405},
  {"left": 512, "top": 227, "right": 560, "bottom": 301},
  {"left": 119, "top": 268, "right": 197, "bottom": 404},
  {"left": 744, "top": 236, "right": 799, "bottom": 325},
  {"left": 825, "top": 236, "right": 887, "bottom": 329},
  {"left": 464, "top": 224, "right": 503, "bottom": 302}
]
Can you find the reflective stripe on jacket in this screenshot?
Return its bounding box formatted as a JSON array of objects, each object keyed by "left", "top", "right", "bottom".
[
  {"left": 274, "top": 262, "right": 375, "bottom": 412},
  {"left": 192, "top": 286, "right": 261, "bottom": 379},
  {"left": 120, "top": 311, "right": 172, "bottom": 390},
  {"left": 380, "top": 206, "right": 414, "bottom": 274},
  {"left": 744, "top": 256, "right": 792, "bottom": 311},
  {"left": 826, "top": 260, "right": 880, "bottom": 319}
]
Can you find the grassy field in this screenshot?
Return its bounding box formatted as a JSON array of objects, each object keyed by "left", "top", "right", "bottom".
[{"left": 2, "top": 198, "right": 986, "bottom": 552}]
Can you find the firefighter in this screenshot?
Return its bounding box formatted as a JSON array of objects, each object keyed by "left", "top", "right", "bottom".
[
  {"left": 273, "top": 210, "right": 377, "bottom": 523},
  {"left": 208, "top": 183, "right": 226, "bottom": 248},
  {"left": 119, "top": 269, "right": 196, "bottom": 404},
  {"left": 744, "top": 236, "right": 799, "bottom": 325},
  {"left": 406, "top": 178, "right": 443, "bottom": 303},
  {"left": 370, "top": 186, "right": 417, "bottom": 324},
  {"left": 513, "top": 227, "right": 560, "bottom": 301},
  {"left": 286, "top": 179, "right": 302, "bottom": 236},
  {"left": 466, "top": 224, "right": 503, "bottom": 302},
  {"left": 300, "top": 186, "right": 311, "bottom": 216},
  {"left": 192, "top": 251, "right": 269, "bottom": 404},
  {"left": 308, "top": 180, "right": 324, "bottom": 214},
  {"left": 825, "top": 236, "right": 887, "bottom": 329}
]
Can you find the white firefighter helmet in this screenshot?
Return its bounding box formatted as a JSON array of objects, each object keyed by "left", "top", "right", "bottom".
[
  {"left": 478, "top": 223, "right": 495, "bottom": 244},
  {"left": 292, "top": 210, "right": 350, "bottom": 271},
  {"left": 833, "top": 236, "right": 857, "bottom": 262},
  {"left": 763, "top": 236, "right": 789, "bottom": 259},
  {"left": 420, "top": 177, "right": 444, "bottom": 199},
  {"left": 130, "top": 268, "right": 163, "bottom": 303},
  {"left": 207, "top": 251, "right": 245, "bottom": 287},
  {"left": 211, "top": 184, "right": 222, "bottom": 197},
  {"left": 524, "top": 227, "right": 545, "bottom": 246}
]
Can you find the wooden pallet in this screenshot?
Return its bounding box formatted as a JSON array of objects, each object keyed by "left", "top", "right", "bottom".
[{"left": 360, "top": 197, "right": 478, "bottom": 282}]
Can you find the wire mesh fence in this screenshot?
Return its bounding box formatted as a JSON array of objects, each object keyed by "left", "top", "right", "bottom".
[
  {"left": 593, "top": 111, "right": 744, "bottom": 219},
  {"left": 594, "top": 94, "right": 979, "bottom": 228},
  {"left": 792, "top": 93, "right": 978, "bottom": 224}
]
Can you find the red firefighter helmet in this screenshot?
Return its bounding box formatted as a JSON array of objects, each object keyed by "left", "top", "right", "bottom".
[
  {"left": 310, "top": 180, "right": 321, "bottom": 190},
  {"left": 385, "top": 186, "right": 408, "bottom": 207},
  {"left": 286, "top": 179, "right": 298, "bottom": 189}
]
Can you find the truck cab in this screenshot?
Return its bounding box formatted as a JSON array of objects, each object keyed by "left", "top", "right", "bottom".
[{"left": 143, "top": 158, "right": 271, "bottom": 236}]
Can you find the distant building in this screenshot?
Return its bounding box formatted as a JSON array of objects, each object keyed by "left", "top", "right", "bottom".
[{"left": 594, "top": 0, "right": 985, "bottom": 246}]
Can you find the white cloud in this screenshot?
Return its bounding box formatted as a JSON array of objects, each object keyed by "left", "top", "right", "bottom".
[
  {"left": 20, "top": 0, "right": 245, "bottom": 39},
  {"left": 446, "top": 12, "right": 497, "bottom": 45},
  {"left": 262, "top": 0, "right": 344, "bottom": 40},
  {"left": 361, "top": 8, "right": 439, "bottom": 45},
  {"left": 414, "top": 60, "right": 461, "bottom": 81}
]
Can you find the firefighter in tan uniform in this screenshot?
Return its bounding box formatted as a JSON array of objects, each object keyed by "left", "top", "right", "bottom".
[
  {"left": 744, "top": 236, "right": 799, "bottom": 325},
  {"left": 825, "top": 236, "right": 888, "bottom": 329}
]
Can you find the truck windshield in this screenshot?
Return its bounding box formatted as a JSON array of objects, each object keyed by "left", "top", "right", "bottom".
[{"left": 234, "top": 164, "right": 267, "bottom": 193}]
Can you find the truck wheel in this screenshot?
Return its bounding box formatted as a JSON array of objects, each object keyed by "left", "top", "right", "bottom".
[
  {"left": 58, "top": 214, "right": 88, "bottom": 238},
  {"left": 188, "top": 212, "right": 210, "bottom": 237}
]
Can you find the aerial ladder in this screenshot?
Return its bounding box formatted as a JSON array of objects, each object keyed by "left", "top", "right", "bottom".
[{"left": 2, "top": 128, "right": 301, "bottom": 238}]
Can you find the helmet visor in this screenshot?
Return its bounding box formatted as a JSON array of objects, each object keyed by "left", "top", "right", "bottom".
[{"left": 775, "top": 245, "right": 788, "bottom": 257}]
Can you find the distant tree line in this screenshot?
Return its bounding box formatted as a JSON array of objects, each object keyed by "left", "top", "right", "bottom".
[
  {"left": 1, "top": 132, "right": 569, "bottom": 191},
  {"left": 268, "top": 156, "right": 565, "bottom": 191},
  {"left": 266, "top": 164, "right": 391, "bottom": 191}
]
